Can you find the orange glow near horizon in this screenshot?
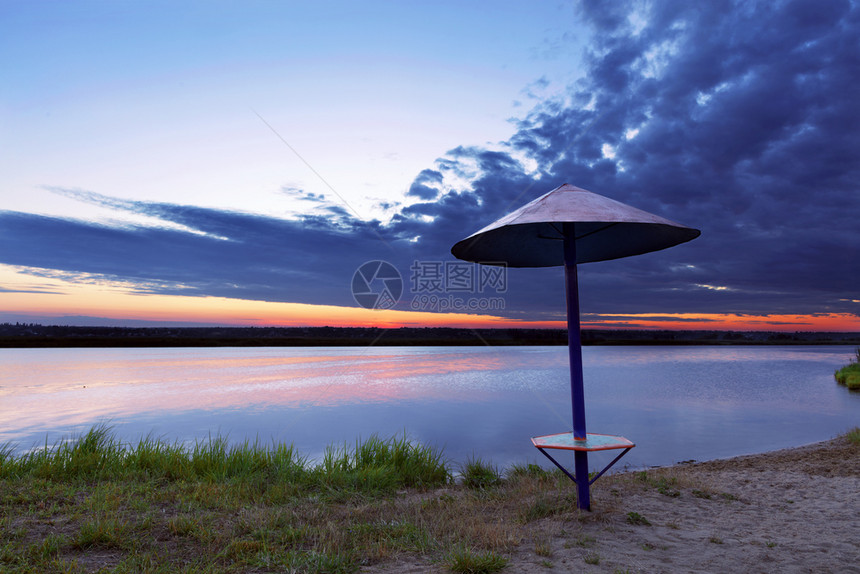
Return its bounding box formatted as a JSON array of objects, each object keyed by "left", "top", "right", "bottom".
[
  {"left": 582, "top": 312, "right": 860, "bottom": 332},
  {"left": 0, "top": 265, "right": 551, "bottom": 329},
  {"left": 1, "top": 266, "right": 857, "bottom": 332}
]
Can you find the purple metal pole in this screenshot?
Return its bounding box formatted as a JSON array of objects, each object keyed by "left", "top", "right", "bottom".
[{"left": 563, "top": 223, "right": 590, "bottom": 511}]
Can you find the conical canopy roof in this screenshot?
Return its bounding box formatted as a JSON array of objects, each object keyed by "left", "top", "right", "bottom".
[{"left": 451, "top": 184, "right": 700, "bottom": 267}]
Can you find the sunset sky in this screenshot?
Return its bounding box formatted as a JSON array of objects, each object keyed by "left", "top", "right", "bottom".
[{"left": 1, "top": 1, "right": 858, "bottom": 332}]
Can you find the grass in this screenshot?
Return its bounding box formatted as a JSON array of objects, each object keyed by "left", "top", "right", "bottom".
[
  {"left": 625, "top": 512, "right": 651, "bottom": 526},
  {"left": 635, "top": 471, "right": 680, "bottom": 497},
  {"left": 460, "top": 457, "right": 502, "bottom": 490},
  {"left": 445, "top": 545, "right": 509, "bottom": 573},
  {"left": 0, "top": 425, "right": 449, "bottom": 493},
  {"left": 0, "top": 425, "right": 587, "bottom": 573},
  {"left": 569, "top": 534, "right": 596, "bottom": 548},
  {"left": 834, "top": 347, "right": 860, "bottom": 390}
]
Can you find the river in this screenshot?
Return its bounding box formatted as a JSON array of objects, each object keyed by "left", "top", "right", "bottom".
[{"left": 2, "top": 345, "right": 857, "bottom": 471}]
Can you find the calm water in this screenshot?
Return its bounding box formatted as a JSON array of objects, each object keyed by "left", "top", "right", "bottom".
[{"left": 1, "top": 345, "right": 858, "bottom": 471}]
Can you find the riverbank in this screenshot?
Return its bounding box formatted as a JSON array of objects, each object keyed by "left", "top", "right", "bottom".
[
  {"left": 835, "top": 348, "right": 860, "bottom": 390},
  {"left": 1, "top": 429, "right": 857, "bottom": 572},
  {"left": 2, "top": 324, "right": 859, "bottom": 347}
]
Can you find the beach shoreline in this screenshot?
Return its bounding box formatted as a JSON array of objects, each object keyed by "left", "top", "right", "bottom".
[{"left": 370, "top": 434, "right": 860, "bottom": 573}]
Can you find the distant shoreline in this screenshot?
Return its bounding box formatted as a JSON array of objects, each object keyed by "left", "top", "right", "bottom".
[{"left": 1, "top": 324, "right": 858, "bottom": 348}]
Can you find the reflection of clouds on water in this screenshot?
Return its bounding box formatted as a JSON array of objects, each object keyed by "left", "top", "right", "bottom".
[
  {"left": 0, "top": 347, "right": 569, "bottom": 443},
  {"left": 1, "top": 346, "right": 857, "bottom": 468}
]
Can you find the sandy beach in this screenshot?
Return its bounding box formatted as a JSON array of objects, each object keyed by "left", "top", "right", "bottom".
[{"left": 371, "top": 435, "right": 860, "bottom": 573}]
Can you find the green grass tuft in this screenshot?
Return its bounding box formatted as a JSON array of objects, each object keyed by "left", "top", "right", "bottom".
[
  {"left": 73, "top": 516, "right": 132, "bottom": 550},
  {"left": 460, "top": 457, "right": 502, "bottom": 490},
  {"left": 518, "top": 495, "right": 562, "bottom": 523},
  {"left": 316, "top": 434, "right": 449, "bottom": 494},
  {"left": 584, "top": 552, "right": 600, "bottom": 565},
  {"left": 507, "top": 463, "right": 547, "bottom": 479},
  {"left": 445, "top": 545, "right": 509, "bottom": 573},
  {"left": 625, "top": 511, "right": 651, "bottom": 526}
]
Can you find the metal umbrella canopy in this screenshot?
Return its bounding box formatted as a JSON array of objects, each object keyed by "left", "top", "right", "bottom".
[{"left": 451, "top": 183, "right": 700, "bottom": 510}]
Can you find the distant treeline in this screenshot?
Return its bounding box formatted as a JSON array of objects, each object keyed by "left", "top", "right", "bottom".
[{"left": 0, "top": 323, "right": 858, "bottom": 348}]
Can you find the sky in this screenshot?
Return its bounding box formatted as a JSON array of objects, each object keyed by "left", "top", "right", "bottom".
[{"left": 1, "top": 0, "right": 858, "bottom": 331}]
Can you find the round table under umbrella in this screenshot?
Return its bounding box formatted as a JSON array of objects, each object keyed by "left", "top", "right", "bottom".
[{"left": 451, "top": 183, "right": 700, "bottom": 510}]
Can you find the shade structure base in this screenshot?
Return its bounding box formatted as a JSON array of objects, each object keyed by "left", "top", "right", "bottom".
[{"left": 531, "top": 432, "right": 635, "bottom": 510}]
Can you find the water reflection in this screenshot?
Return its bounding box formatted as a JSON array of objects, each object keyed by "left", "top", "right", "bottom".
[
  {"left": 1, "top": 347, "right": 565, "bottom": 440},
  {"left": 1, "top": 346, "right": 857, "bottom": 470}
]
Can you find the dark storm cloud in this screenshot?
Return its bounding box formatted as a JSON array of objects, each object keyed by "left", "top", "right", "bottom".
[
  {"left": 405, "top": 169, "right": 444, "bottom": 200},
  {"left": 2, "top": 0, "right": 857, "bottom": 322},
  {"left": 396, "top": 0, "right": 860, "bottom": 318}
]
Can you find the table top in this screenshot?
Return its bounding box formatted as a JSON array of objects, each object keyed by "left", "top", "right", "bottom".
[{"left": 531, "top": 432, "right": 635, "bottom": 452}]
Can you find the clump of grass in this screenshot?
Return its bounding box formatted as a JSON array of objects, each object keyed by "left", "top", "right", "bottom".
[
  {"left": 507, "top": 463, "right": 547, "bottom": 479},
  {"left": 635, "top": 470, "right": 681, "bottom": 497},
  {"left": 626, "top": 512, "right": 651, "bottom": 526},
  {"left": 518, "top": 495, "right": 565, "bottom": 523},
  {"left": 5, "top": 424, "right": 125, "bottom": 481},
  {"left": 834, "top": 348, "right": 860, "bottom": 390},
  {"left": 584, "top": 552, "right": 600, "bottom": 564},
  {"left": 534, "top": 536, "right": 552, "bottom": 557},
  {"left": 845, "top": 427, "right": 860, "bottom": 445},
  {"left": 570, "top": 534, "right": 596, "bottom": 548},
  {"left": 167, "top": 515, "right": 199, "bottom": 537},
  {"left": 277, "top": 550, "right": 357, "bottom": 574},
  {"left": 73, "top": 516, "right": 132, "bottom": 550},
  {"left": 445, "top": 545, "right": 509, "bottom": 573},
  {"left": 316, "top": 434, "right": 450, "bottom": 493},
  {"left": 460, "top": 457, "right": 502, "bottom": 490}
]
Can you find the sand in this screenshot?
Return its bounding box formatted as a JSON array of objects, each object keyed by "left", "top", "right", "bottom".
[{"left": 369, "top": 436, "right": 859, "bottom": 573}]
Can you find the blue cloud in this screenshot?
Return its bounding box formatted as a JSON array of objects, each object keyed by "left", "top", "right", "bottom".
[{"left": 406, "top": 169, "right": 444, "bottom": 200}]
